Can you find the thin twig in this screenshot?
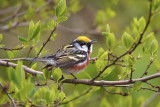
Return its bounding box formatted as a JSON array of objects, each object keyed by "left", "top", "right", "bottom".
[
  {"left": 60, "top": 87, "right": 92, "bottom": 105},
  {"left": 140, "top": 87, "right": 159, "bottom": 92},
  {"left": 114, "top": 63, "right": 127, "bottom": 67},
  {"left": 0, "top": 82, "right": 17, "bottom": 107},
  {"left": 29, "top": 25, "right": 57, "bottom": 63},
  {"left": 140, "top": 60, "right": 153, "bottom": 78},
  {"left": 130, "top": 66, "right": 134, "bottom": 81},
  {"left": 145, "top": 81, "right": 157, "bottom": 88},
  {"left": 0, "top": 46, "right": 24, "bottom": 51},
  {"left": 25, "top": 46, "right": 33, "bottom": 58},
  {"left": 102, "top": 86, "right": 129, "bottom": 96}
]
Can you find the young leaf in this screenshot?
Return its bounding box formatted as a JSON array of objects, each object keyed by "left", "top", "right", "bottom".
[
  {"left": 102, "top": 32, "right": 109, "bottom": 37},
  {"left": 43, "top": 68, "right": 51, "bottom": 81},
  {"left": 15, "top": 61, "right": 25, "bottom": 87},
  {"left": 97, "top": 48, "right": 104, "bottom": 58},
  {"left": 31, "top": 63, "right": 37, "bottom": 70},
  {"left": 28, "top": 21, "right": 34, "bottom": 40},
  {"left": 8, "top": 67, "right": 19, "bottom": 87},
  {"left": 139, "top": 17, "right": 146, "bottom": 32},
  {"left": 132, "top": 81, "right": 142, "bottom": 91},
  {"left": 0, "top": 34, "right": 3, "bottom": 42},
  {"left": 106, "top": 24, "right": 110, "bottom": 33},
  {"left": 149, "top": 39, "right": 158, "bottom": 55},
  {"left": 7, "top": 51, "right": 14, "bottom": 60},
  {"left": 96, "top": 60, "right": 104, "bottom": 71},
  {"left": 58, "top": 92, "right": 65, "bottom": 101},
  {"left": 52, "top": 68, "right": 62, "bottom": 82},
  {"left": 51, "top": 33, "right": 57, "bottom": 41},
  {"left": 29, "top": 21, "right": 41, "bottom": 41},
  {"left": 122, "top": 32, "right": 134, "bottom": 49},
  {"left": 106, "top": 33, "right": 115, "bottom": 49},
  {"left": 56, "top": 0, "right": 66, "bottom": 17},
  {"left": 57, "top": 16, "right": 68, "bottom": 23},
  {"left": 18, "top": 36, "right": 28, "bottom": 43},
  {"left": 47, "top": 20, "right": 56, "bottom": 30}
]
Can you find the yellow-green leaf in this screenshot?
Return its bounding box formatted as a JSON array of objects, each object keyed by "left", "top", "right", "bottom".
[
  {"left": 122, "top": 32, "right": 134, "bottom": 49},
  {"left": 52, "top": 68, "right": 62, "bottom": 82},
  {"left": 56, "top": 0, "right": 66, "bottom": 17},
  {"left": 18, "top": 36, "right": 28, "bottom": 43},
  {"left": 7, "top": 51, "right": 14, "bottom": 60},
  {"left": 106, "top": 33, "right": 115, "bottom": 49}
]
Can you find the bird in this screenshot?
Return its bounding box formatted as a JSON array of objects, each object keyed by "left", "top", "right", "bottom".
[{"left": 1, "top": 36, "right": 96, "bottom": 79}]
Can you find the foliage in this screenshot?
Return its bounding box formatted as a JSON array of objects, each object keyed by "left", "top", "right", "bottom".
[{"left": 0, "top": 0, "right": 160, "bottom": 107}]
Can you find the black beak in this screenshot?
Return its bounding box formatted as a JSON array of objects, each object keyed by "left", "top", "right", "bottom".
[{"left": 91, "top": 39, "right": 97, "bottom": 44}]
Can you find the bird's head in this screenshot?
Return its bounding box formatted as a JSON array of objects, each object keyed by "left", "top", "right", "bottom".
[{"left": 71, "top": 36, "right": 96, "bottom": 54}]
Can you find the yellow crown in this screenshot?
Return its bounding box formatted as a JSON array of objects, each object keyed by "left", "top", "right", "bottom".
[{"left": 77, "top": 36, "right": 91, "bottom": 42}]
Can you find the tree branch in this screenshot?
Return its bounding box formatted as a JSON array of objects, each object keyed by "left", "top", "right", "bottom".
[
  {"left": 0, "top": 82, "right": 17, "bottom": 107},
  {"left": 0, "top": 60, "right": 160, "bottom": 87}
]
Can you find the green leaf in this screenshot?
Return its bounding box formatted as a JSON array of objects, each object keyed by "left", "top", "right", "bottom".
[
  {"left": 31, "top": 63, "right": 37, "bottom": 69},
  {"left": 52, "top": 68, "right": 62, "bottom": 82},
  {"left": 106, "top": 33, "right": 115, "bottom": 49},
  {"left": 58, "top": 92, "right": 65, "bottom": 101},
  {"left": 122, "top": 32, "right": 134, "bottom": 49},
  {"left": 149, "top": 39, "right": 158, "bottom": 55},
  {"left": 142, "top": 33, "right": 158, "bottom": 55},
  {"left": 132, "top": 81, "right": 142, "bottom": 91},
  {"left": 102, "top": 32, "right": 109, "bottom": 37},
  {"left": 106, "top": 24, "right": 110, "bottom": 33},
  {"left": 97, "top": 48, "right": 104, "bottom": 58},
  {"left": 0, "top": 34, "right": 3, "bottom": 42},
  {"left": 28, "top": 21, "right": 34, "bottom": 40},
  {"left": 139, "top": 17, "right": 146, "bottom": 32},
  {"left": 8, "top": 67, "right": 19, "bottom": 87},
  {"left": 57, "top": 16, "right": 68, "bottom": 23},
  {"left": 18, "top": 36, "right": 28, "bottom": 43},
  {"left": 29, "top": 21, "right": 41, "bottom": 41},
  {"left": 43, "top": 68, "right": 51, "bottom": 81},
  {"left": 96, "top": 60, "right": 104, "bottom": 71},
  {"left": 56, "top": 0, "right": 66, "bottom": 17},
  {"left": 47, "top": 20, "right": 56, "bottom": 30},
  {"left": 15, "top": 61, "right": 25, "bottom": 87},
  {"left": 51, "top": 33, "right": 57, "bottom": 41},
  {"left": 100, "top": 51, "right": 108, "bottom": 60},
  {"left": 7, "top": 51, "right": 14, "bottom": 60}
]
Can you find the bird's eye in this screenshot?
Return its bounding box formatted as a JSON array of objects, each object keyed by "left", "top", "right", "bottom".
[{"left": 79, "top": 42, "right": 86, "bottom": 46}]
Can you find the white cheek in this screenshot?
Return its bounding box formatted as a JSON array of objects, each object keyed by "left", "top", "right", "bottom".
[
  {"left": 82, "top": 45, "right": 88, "bottom": 52},
  {"left": 90, "top": 45, "right": 93, "bottom": 53}
]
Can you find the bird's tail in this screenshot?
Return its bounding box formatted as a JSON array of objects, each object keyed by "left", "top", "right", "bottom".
[{"left": 0, "top": 58, "right": 56, "bottom": 65}]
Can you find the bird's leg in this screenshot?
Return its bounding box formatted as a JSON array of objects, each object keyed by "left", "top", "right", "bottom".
[{"left": 70, "top": 73, "right": 77, "bottom": 79}]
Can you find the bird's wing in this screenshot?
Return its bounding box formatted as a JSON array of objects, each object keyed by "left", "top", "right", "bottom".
[{"left": 45, "top": 45, "right": 88, "bottom": 69}]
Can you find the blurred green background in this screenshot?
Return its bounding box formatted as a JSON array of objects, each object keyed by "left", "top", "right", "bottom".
[{"left": 0, "top": 0, "right": 160, "bottom": 107}]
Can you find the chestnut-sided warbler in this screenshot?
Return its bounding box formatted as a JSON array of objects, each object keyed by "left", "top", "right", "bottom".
[
  {"left": 32, "top": 36, "right": 96, "bottom": 78},
  {"left": 1, "top": 36, "right": 96, "bottom": 79}
]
